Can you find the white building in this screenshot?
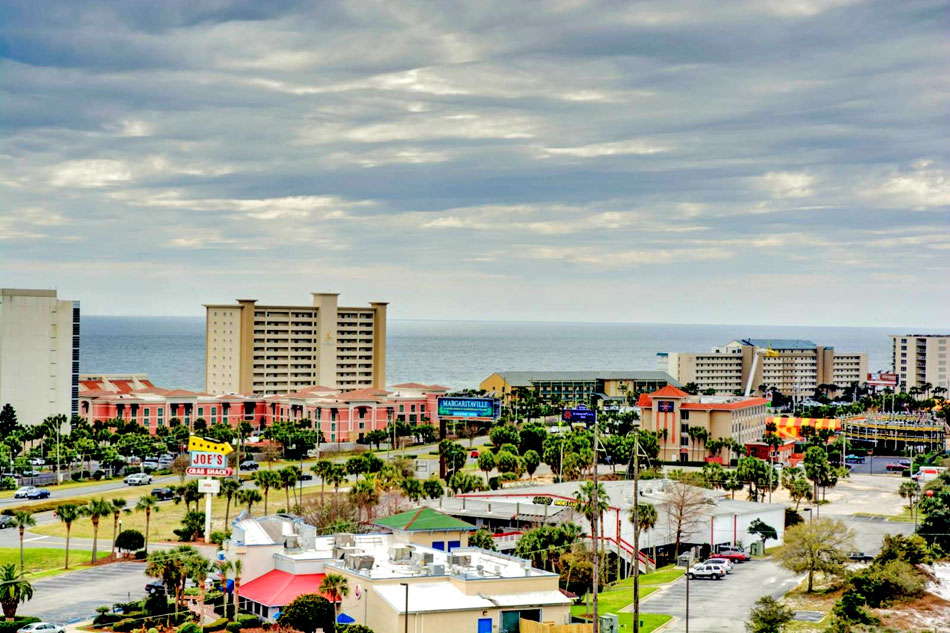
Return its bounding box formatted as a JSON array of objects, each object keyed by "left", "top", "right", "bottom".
[
  {"left": 0, "top": 289, "right": 79, "bottom": 425},
  {"left": 890, "top": 334, "right": 950, "bottom": 394}
]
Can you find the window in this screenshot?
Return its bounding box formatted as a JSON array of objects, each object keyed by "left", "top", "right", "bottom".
[
  {"left": 198, "top": 407, "right": 204, "bottom": 416},
  {"left": 680, "top": 410, "right": 689, "bottom": 420}
]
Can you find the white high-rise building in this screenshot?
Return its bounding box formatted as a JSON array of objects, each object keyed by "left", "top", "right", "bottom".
[
  {"left": 890, "top": 334, "right": 950, "bottom": 394},
  {"left": 0, "top": 289, "right": 80, "bottom": 425}
]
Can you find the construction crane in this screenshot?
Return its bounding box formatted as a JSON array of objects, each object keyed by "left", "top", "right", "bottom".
[{"left": 745, "top": 345, "right": 779, "bottom": 397}]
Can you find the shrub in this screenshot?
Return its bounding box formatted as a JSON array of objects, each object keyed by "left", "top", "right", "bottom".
[
  {"left": 116, "top": 529, "right": 145, "bottom": 553},
  {"left": 205, "top": 591, "right": 224, "bottom": 605},
  {"left": 113, "top": 619, "right": 141, "bottom": 632},
  {"left": 339, "top": 626, "right": 374, "bottom": 633},
  {"left": 874, "top": 533, "right": 932, "bottom": 566},
  {"left": 134, "top": 549, "right": 148, "bottom": 560},
  {"left": 488, "top": 476, "right": 500, "bottom": 490},
  {"left": 848, "top": 560, "right": 925, "bottom": 608},
  {"left": 784, "top": 508, "right": 803, "bottom": 528},
  {"left": 93, "top": 469, "right": 105, "bottom": 480},
  {"left": 236, "top": 615, "right": 260, "bottom": 628},
  {"left": 0, "top": 477, "right": 16, "bottom": 491},
  {"left": 498, "top": 472, "right": 518, "bottom": 482},
  {"left": 143, "top": 592, "right": 169, "bottom": 617},
  {"left": 203, "top": 618, "right": 229, "bottom": 633},
  {"left": 278, "top": 594, "right": 335, "bottom": 633},
  {"left": 0, "top": 618, "right": 41, "bottom": 633},
  {"left": 148, "top": 627, "right": 159, "bottom": 633},
  {"left": 178, "top": 623, "right": 202, "bottom": 633},
  {"left": 209, "top": 531, "right": 230, "bottom": 546},
  {"left": 92, "top": 613, "right": 124, "bottom": 627},
  {"left": 226, "top": 622, "right": 243, "bottom": 633}
]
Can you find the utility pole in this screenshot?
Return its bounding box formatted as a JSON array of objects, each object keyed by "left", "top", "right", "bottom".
[
  {"left": 685, "top": 568, "right": 690, "bottom": 633},
  {"left": 592, "top": 410, "right": 600, "bottom": 633},
  {"left": 632, "top": 427, "right": 641, "bottom": 633}
]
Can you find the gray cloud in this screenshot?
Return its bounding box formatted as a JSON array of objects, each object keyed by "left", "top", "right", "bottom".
[{"left": 1, "top": 0, "right": 948, "bottom": 325}]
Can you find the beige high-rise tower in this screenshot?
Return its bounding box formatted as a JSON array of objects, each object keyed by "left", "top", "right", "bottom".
[{"left": 204, "top": 293, "right": 387, "bottom": 395}]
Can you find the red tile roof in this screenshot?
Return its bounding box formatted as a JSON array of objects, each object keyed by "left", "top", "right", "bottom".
[
  {"left": 650, "top": 385, "right": 690, "bottom": 398},
  {"left": 391, "top": 382, "right": 432, "bottom": 389},
  {"left": 637, "top": 394, "right": 653, "bottom": 407},
  {"left": 338, "top": 388, "right": 391, "bottom": 401},
  {"left": 680, "top": 398, "right": 770, "bottom": 411},
  {"left": 238, "top": 570, "right": 328, "bottom": 607}
]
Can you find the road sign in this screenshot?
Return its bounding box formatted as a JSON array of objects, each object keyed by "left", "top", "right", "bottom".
[
  {"left": 188, "top": 436, "right": 234, "bottom": 455},
  {"left": 562, "top": 408, "right": 596, "bottom": 425},
  {"left": 437, "top": 397, "right": 499, "bottom": 418},
  {"left": 186, "top": 466, "right": 233, "bottom": 477},
  {"left": 191, "top": 451, "right": 229, "bottom": 469},
  {"left": 198, "top": 478, "right": 221, "bottom": 494}
]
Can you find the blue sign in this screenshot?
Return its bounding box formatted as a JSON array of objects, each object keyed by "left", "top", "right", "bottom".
[
  {"left": 657, "top": 401, "right": 674, "bottom": 413},
  {"left": 437, "top": 397, "right": 499, "bottom": 418},
  {"left": 562, "top": 408, "right": 597, "bottom": 425}
]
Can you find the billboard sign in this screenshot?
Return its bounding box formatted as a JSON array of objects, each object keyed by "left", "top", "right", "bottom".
[
  {"left": 191, "top": 451, "right": 229, "bottom": 470},
  {"left": 562, "top": 408, "right": 596, "bottom": 425},
  {"left": 437, "top": 397, "right": 499, "bottom": 419},
  {"left": 657, "top": 401, "right": 674, "bottom": 413},
  {"left": 866, "top": 372, "right": 899, "bottom": 388}
]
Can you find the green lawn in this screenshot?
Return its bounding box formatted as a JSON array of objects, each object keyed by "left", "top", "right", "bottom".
[
  {"left": 0, "top": 547, "right": 109, "bottom": 578},
  {"left": 614, "top": 565, "right": 684, "bottom": 588}
]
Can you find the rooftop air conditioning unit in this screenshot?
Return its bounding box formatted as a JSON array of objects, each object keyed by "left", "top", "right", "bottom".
[
  {"left": 389, "top": 546, "right": 412, "bottom": 561},
  {"left": 429, "top": 564, "right": 445, "bottom": 576},
  {"left": 284, "top": 534, "right": 301, "bottom": 550},
  {"left": 421, "top": 552, "right": 434, "bottom": 564},
  {"left": 447, "top": 554, "right": 471, "bottom": 566},
  {"left": 335, "top": 533, "right": 355, "bottom": 547},
  {"left": 351, "top": 555, "right": 375, "bottom": 570}
]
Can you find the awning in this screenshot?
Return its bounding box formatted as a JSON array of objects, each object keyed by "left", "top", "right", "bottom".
[
  {"left": 337, "top": 614, "right": 356, "bottom": 624},
  {"left": 239, "top": 570, "right": 327, "bottom": 608}
]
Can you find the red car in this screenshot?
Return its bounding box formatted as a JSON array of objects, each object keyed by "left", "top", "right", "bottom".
[
  {"left": 470, "top": 451, "right": 479, "bottom": 458},
  {"left": 885, "top": 463, "right": 909, "bottom": 472},
  {"left": 715, "top": 549, "right": 750, "bottom": 562}
]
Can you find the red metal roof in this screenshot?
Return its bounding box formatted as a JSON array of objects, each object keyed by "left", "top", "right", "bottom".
[
  {"left": 338, "top": 388, "right": 391, "bottom": 401},
  {"left": 637, "top": 393, "right": 653, "bottom": 407},
  {"left": 649, "top": 385, "right": 690, "bottom": 398},
  {"left": 239, "top": 570, "right": 328, "bottom": 607}
]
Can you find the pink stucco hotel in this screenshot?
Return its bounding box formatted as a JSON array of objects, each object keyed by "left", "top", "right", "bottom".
[{"left": 78, "top": 374, "right": 446, "bottom": 443}]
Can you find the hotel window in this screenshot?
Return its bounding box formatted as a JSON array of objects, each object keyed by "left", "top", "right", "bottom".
[
  {"left": 198, "top": 407, "right": 204, "bottom": 417},
  {"left": 410, "top": 414, "right": 417, "bottom": 423},
  {"left": 399, "top": 405, "right": 405, "bottom": 413},
  {"left": 143, "top": 408, "right": 150, "bottom": 422},
  {"left": 211, "top": 407, "right": 217, "bottom": 423}
]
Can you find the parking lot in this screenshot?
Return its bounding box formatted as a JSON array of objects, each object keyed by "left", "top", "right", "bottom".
[
  {"left": 25, "top": 563, "right": 149, "bottom": 624},
  {"left": 642, "top": 557, "right": 800, "bottom": 633},
  {"left": 842, "top": 455, "right": 912, "bottom": 476}
]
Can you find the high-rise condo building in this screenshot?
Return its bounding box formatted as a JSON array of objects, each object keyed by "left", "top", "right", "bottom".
[
  {"left": 0, "top": 288, "right": 80, "bottom": 425},
  {"left": 890, "top": 334, "right": 950, "bottom": 393},
  {"left": 205, "top": 293, "right": 387, "bottom": 395},
  {"left": 660, "top": 338, "right": 867, "bottom": 397}
]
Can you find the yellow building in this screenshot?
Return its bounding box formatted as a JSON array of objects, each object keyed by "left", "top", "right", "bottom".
[
  {"left": 204, "top": 292, "right": 387, "bottom": 395},
  {"left": 638, "top": 385, "right": 769, "bottom": 462}
]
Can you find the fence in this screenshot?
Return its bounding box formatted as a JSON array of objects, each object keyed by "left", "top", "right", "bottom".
[{"left": 521, "top": 619, "right": 592, "bottom": 633}]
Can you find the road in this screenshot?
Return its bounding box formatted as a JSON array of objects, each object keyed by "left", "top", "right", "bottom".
[
  {"left": 641, "top": 558, "right": 800, "bottom": 633},
  {"left": 24, "top": 563, "right": 150, "bottom": 624}
]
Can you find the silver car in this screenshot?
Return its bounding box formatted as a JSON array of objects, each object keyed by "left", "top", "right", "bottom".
[{"left": 18, "top": 623, "right": 65, "bottom": 633}]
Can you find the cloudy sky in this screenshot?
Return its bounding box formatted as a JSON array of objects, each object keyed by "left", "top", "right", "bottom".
[{"left": 2, "top": 0, "right": 948, "bottom": 326}]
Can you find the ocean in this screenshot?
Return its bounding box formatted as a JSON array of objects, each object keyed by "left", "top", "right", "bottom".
[{"left": 79, "top": 316, "right": 896, "bottom": 392}]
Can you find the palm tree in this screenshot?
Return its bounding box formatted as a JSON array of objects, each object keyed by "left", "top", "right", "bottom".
[
  {"left": 108, "top": 499, "right": 128, "bottom": 559},
  {"left": 12, "top": 511, "right": 34, "bottom": 574},
  {"left": 400, "top": 477, "right": 424, "bottom": 502},
  {"left": 319, "top": 573, "right": 350, "bottom": 614},
  {"left": 82, "top": 498, "right": 112, "bottom": 565},
  {"left": 252, "top": 470, "right": 280, "bottom": 514},
  {"left": 187, "top": 555, "right": 212, "bottom": 620},
  {"left": 135, "top": 495, "right": 160, "bottom": 553},
  {"left": 311, "top": 460, "right": 334, "bottom": 503},
  {"left": 348, "top": 479, "right": 380, "bottom": 523},
  {"left": 230, "top": 558, "right": 243, "bottom": 616},
  {"left": 899, "top": 481, "right": 921, "bottom": 522},
  {"left": 573, "top": 481, "right": 609, "bottom": 583},
  {"left": 278, "top": 466, "right": 300, "bottom": 511},
  {"left": 326, "top": 464, "right": 347, "bottom": 496},
  {"left": 55, "top": 503, "right": 81, "bottom": 569},
  {"left": 219, "top": 478, "right": 242, "bottom": 529},
  {"left": 0, "top": 563, "right": 33, "bottom": 620},
  {"left": 237, "top": 488, "right": 263, "bottom": 513},
  {"left": 630, "top": 502, "right": 659, "bottom": 566}
]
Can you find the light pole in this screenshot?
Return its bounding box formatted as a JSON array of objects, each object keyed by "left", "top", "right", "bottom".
[
  {"left": 591, "top": 409, "right": 600, "bottom": 633},
  {"left": 632, "top": 423, "right": 642, "bottom": 633},
  {"left": 802, "top": 507, "right": 813, "bottom": 522},
  {"left": 399, "top": 582, "right": 409, "bottom": 633}
]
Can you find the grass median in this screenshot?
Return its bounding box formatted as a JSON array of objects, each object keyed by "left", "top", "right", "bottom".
[{"left": 0, "top": 547, "right": 110, "bottom": 579}]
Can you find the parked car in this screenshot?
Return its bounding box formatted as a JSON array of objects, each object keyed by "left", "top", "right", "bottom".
[
  {"left": 849, "top": 552, "right": 874, "bottom": 563},
  {"left": 885, "top": 462, "right": 909, "bottom": 472},
  {"left": 713, "top": 550, "right": 749, "bottom": 563},
  {"left": 145, "top": 581, "right": 166, "bottom": 595},
  {"left": 151, "top": 487, "right": 175, "bottom": 501},
  {"left": 299, "top": 473, "right": 313, "bottom": 481},
  {"left": 688, "top": 563, "right": 726, "bottom": 580},
  {"left": 13, "top": 486, "right": 36, "bottom": 499},
  {"left": 17, "top": 623, "right": 65, "bottom": 633},
  {"left": 240, "top": 460, "right": 259, "bottom": 471},
  {"left": 29, "top": 458, "right": 45, "bottom": 466},
  {"left": 0, "top": 515, "right": 16, "bottom": 529},
  {"left": 470, "top": 451, "right": 480, "bottom": 458},
  {"left": 125, "top": 472, "right": 152, "bottom": 486},
  {"left": 704, "top": 557, "right": 734, "bottom": 573},
  {"left": 142, "top": 460, "right": 159, "bottom": 470},
  {"left": 845, "top": 455, "right": 865, "bottom": 464},
  {"left": 26, "top": 488, "right": 51, "bottom": 499}
]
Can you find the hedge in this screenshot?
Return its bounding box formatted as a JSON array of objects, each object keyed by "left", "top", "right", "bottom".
[
  {"left": 92, "top": 613, "right": 124, "bottom": 627},
  {"left": 0, "top": 618, "right": 40, "bottom": 633},
  {"left": 226, "top": 623, "right": 242, "bottom": 633},
  {"left": 236, "top": 615, "right": 260, "bottom": 627},
  {"left": 203, "top": 617, "right": 229, "bottom": 633},
  {"left": 113, "top": 619, "right": 141, "bottom": 632}
]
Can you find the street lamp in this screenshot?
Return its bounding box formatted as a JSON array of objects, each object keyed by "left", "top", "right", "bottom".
[
  {"left": 399, "top": 582, "right": 409, "bottom": 633},
  {"left": 802, "top": 508, "right": 813, "bottom": 522}
]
